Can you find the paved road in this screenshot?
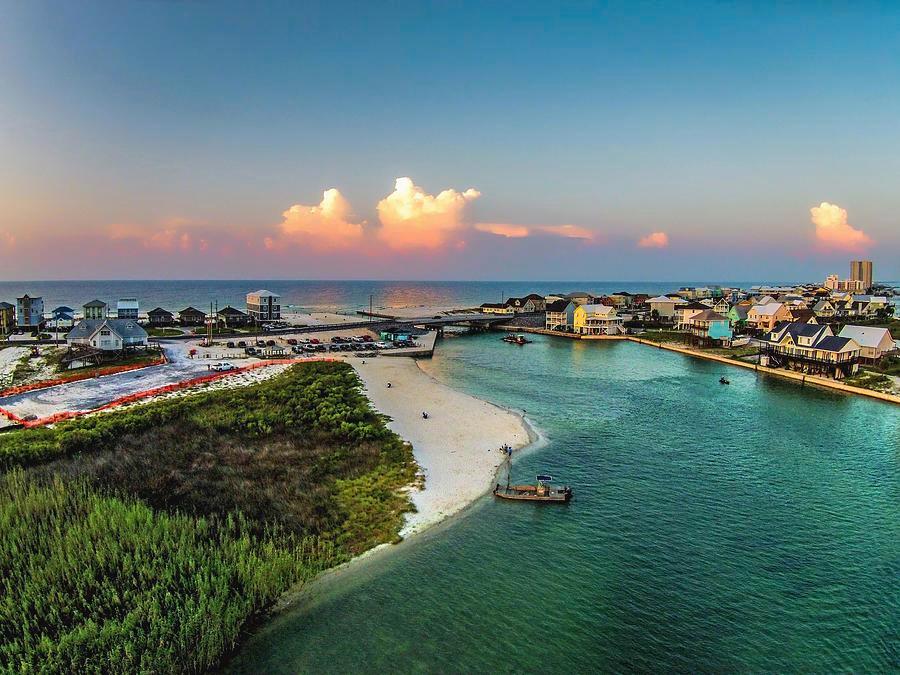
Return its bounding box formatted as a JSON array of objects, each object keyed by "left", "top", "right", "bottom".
[{"left": 0, "top": 344, "right": 209, "bottom": 418}]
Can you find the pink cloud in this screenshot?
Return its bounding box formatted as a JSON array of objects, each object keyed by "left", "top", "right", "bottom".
[
  {"left": 278, "top": 188, "right": 365, "bottom": 251},
  {"left": 810, "top": 202, "right": 872, "bottom": 251},
  {"left": 377, "top": 177, "right": 480, "bottom": 250},
  {"left": 475, "top": 223, "right": 530, "bottom": 238},
  {"left": 537, "top": 224, "right": 595, "bottom": 240},
  {"left": 637, "top": 231, "right": 669, "bottom": 249}
]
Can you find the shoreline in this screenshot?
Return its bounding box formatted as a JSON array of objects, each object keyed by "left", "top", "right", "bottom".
[{"left": 496, "top": 325, "right": 900, "bottom": 406}]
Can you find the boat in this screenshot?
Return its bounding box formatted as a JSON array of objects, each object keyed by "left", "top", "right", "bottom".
[
  {"left": 501, "top": 334, "right": 533, "bottom": 345},
  {"left": 719, "top": 376, "right": 730, "bottom": 385},
  {"left": 493, "top": 474, "right": 572, "bottom": 502}
]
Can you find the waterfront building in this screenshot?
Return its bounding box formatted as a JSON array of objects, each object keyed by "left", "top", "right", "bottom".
[
  {"left": 16, "top": 295, "right": 44, "bottom": 329},
  {"left": 572, "top": 304, "right": 623, "bottom": 335},
  {"left": 66, "top": 319, "right": 149, "bottom": 351},
  {"left": 117, "top": 298, "right": 139, "bottom": 320},
  {"left": 83, "top": 299, "right": 108, "bottom": 320},
  {"left": 727, "top": 304, "right": 749, "bottom": 328},
  {"left": 837, "top": 325, "right": 896, "bottom": 363},
  {"left": 850, "top": 260, "right": 873, "bottom": 291},
  {"left": 177, "top": 307, "right": 207, "bottom": 326},
  {"left": 49, "top": 306, "right": 75, "bottom": 330},
  {"left": 480, "top": 302, "right": 514, "bottom": 315},
  {"left": 504, "top": 296, "right": 543, "bottom": 313},
  {"left": 674, "top": 301, "right": 710, "bottom": 330},
  {"left": 759, "top": 322, "right": 860, "bottom": 379},
  {"left": 0, "top": 301, "right": 14, "bottom": 335},
  {"left": 688, "top": 309, "right": 733, "bottom": 344},
  {"left": 747, "top": 302, "right": 790, "bottom": 332},
  {"left": 147, "top": 307, "right": 175, "bottom": 326},
  {"left": 647, "top": 295, "right": 686, "bottom": 321},
  {"left": 545, "top": 299, "right": 575, "bottom": 331},
  {"left": 217, "top": 305, "right": 250, "bottom": 327},
  {"left": 246, "top": 290, "right": 281, "bottom": 321}
]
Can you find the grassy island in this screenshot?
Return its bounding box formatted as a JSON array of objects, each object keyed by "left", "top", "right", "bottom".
[{"left": 0, "top": 361, "right": 418, "bottom": 672}]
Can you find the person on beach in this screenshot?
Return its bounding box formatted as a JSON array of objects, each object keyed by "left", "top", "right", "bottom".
[
  {"left": 387, "top": 382, "right": 392, "bottom": 388},
  {"left": 422, "top": 411, "right": 428, "bottom": 419}
]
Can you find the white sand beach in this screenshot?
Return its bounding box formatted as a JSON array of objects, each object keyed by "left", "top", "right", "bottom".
[{"left": 352, "top": 357, "right": 531, "bottom": 536}]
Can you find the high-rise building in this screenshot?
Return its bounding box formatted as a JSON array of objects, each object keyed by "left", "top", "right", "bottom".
[{"left": 850, "top": 260, "right": 873, "bottom": 290}]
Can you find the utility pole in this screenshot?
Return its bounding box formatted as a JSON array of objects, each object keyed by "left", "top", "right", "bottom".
[{"left": 369, "top": 293, "right": 373, "bottom": 322}]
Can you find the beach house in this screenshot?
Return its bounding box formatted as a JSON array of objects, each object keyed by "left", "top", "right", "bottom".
[
  {"left": 647, "top": 295, "right": 686, "bottom": 321},
  {"left": 16, "top": 295, "right": 44, "bottom": 329},
  {"left": 747, "top": 302, "right": 790, "bottom": 332},
  {"left": 49, "top": 306, "right": 75, "bottom": 330},
  {"left": 545, "top": 299, "right": 575, "bottom": 331},
  {"left": 66, "top": 319, "right": 149, "bottom": 352},
  {"left": 177, "top": 307, "right": 207, "bottom": 326},
  {"left": 0, "top": 301, "right": 14, "bottom": 336},
  {"left": 675, "top": 301, "right": 711, "bottom": 330},
  {"left": 812, "top": 299, "right": 836, "bottom": 319},
  {"left": 147, "top": 307, "right": 175, "bottom": 326},
  {"left": 217, "top": 305, "right": 250, "bottom": 327},
  {"left": 837, "top": 326, "right": 896, "bottom": 363},
  {"left": 689, "top": 309, "right": 733, "bottom": 344},
  {"left": 759, "top": 322, "right": 860, "bottom": 379},
  {"left": 246, "top": 290, "right": 281, "bottom": 321},
  {"left": 573, "top": 304, "right": 623, "bottom": 335},
  {"left": 117, "top": 298, "right": 139, "bottom": 320},
  {"left": 83, "top": 300, "right": 108, "bottom": 320}
]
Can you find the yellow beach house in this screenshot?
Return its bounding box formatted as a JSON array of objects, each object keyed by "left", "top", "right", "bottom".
[{"left": 573, "top": 304, "right": 624, "bottom": 335}]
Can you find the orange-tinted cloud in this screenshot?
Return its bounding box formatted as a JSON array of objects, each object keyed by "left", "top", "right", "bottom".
[
  {"left": 377, "top": 177, "right": 480, "bottom": 250},
  {"left": 810, "top": 202, "right": 872, "bottom": 251},
  {"left": 637, "top": 231, "right": 669, "bottom": 248},
  {"left": 475, "top": 223, "right": 530, "bottom": 238},
  {"left": 279, "top": 188, "right": 365, "bottom": 250},
  {"left": 537, "top": 224, "right": 594, "bottom": 240},
  {"left": 475, "top": 222, "right": 597, "bottom": 241},
  {"left": 108, "top": 221, "right": 208, "bottom": 252}
]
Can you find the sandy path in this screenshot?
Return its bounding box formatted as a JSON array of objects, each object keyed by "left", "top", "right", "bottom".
[{"left": 352, "top": 358, "right": 531, "bottom": 536}]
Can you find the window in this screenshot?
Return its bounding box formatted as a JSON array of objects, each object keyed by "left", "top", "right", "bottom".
[{"left": 100, "top": 330, "right": 110, "bottom": 335}]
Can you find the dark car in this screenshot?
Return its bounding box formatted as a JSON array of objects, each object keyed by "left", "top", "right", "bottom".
[
  {"left": 245, "top": 347, "right": 257, "bottom": 355},
  {"left": 256, "top": 340, "right": 266, "bottom": 347},
  {"left": 237, "top": 340, "right": 246, "bottom": 347},
  {"left": 266, "top": 339, "right": 276, "bottom": 347},
  {"left": 226, "top": 341, "right": 235, "bottom": 348},
  {"left": 286, "top": 338, "right": 298, "bottom": 345}
]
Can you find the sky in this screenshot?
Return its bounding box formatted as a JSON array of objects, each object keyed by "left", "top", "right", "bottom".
[{"left": 1, "top": 0, "right": 899, "bottom": 282}]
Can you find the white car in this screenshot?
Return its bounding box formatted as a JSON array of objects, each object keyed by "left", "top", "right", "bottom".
[{"left": 211, "top": 361, "right": 236, "bottom": 372}]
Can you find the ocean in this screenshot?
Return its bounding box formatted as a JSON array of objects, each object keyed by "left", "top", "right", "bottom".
[
  {"left": 227, "top": 333, "right": 899, "bottom": 672},
  {"left": 0, "top": 280, "right": 820, "bottom": 315}
]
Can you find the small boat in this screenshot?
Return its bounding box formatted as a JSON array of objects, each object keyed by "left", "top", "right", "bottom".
[
  {"left": 719, "top": 376, "right": 730, "bottom": 385},
  {"left": 494, "top": 474, "right": 572, "bottom": 502},
  {"left": 501, "top": 334, "right": 532, "bottom": 345}
]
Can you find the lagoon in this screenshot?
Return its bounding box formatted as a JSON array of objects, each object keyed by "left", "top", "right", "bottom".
[{"left": 229, "top": 334, "right": 899, "bottom": 672}]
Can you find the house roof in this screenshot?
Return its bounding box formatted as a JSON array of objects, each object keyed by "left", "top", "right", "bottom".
[
  {"left": 729, "top": 306, "right": 749, "bottom": 320},
  {"left": 0, "top": 302, "right": 13, "bottom": 310},
  {"left": 480, "top": 302, "right": 507, "bottom": 309},
  {"left": 579, "top": 304, "right": 616, "bottom": 316},
  {"left": 751, "top": 302, "right": 784, "bottom": 316},
  {"left": 249, "top": 289, "right": 279, "bottom": 298},
  {"left": 691, "top": 309, "right": 727, "bottom": 322},
  {"left": 837, "top": 325, "right": 893, "bottom": 349},
  {"left": 148, "top": 307, "right": 174, "bottom": 316},
  {"left": 522, "top": 293, "right": 544, "bottom": 301},
  {"left": 67, "top": 319, "right": 148, "bottom": 341},
  {"left": 545, "top": 299, "right": 571, "bottom": 312},
  {"left": 647, "top": 295, "right": 684, "bottom": 304},
  {"left": 816, "top": 336, "right": 856, "bottom": 352},
  {"left": 218, "top": 305, "right": 248, "bottom": 316},
  {"left": 679, "top": 301, "right": 709, "bottom": 310},
  {"left": 117, "top": 298, "right": 139, "bottom": 309},
  {"left": 83, "top": 299, "right": 107, "bottom": 308},
  {"left": 178, "top": 306, "right": 206, "bottom": 315},
  {"left": 812, "top": 300, "right": 833, "bottom": 310}
]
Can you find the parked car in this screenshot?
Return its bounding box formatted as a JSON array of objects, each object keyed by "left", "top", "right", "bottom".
[
  {"left": 256, "top": 340, "right": 266, "bottom": 347},
  {"left": 226, "top": 341, "right": 235, "bottom": 348},
  {"left": 266, "top": 339, "right": 276, "bottom": 346},
  {"left": 286, "top": 338, "right": 298, "bottom": 345},
  {"left": 237, "top": 340, "right": 246, "bottom": 347},
  {"left": 245, "top": 347, "right": 257, "bottom": 355},
  {"left": 310, "top": 338, "right": 320, "bottom": 344},
  {"left": 211, "top": 361, "right": 235, "bottom": 372}
]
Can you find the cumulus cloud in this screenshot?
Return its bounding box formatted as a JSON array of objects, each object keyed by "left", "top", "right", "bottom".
[
  {"left": 377, "top": 177, "right": 481, "bottom": 249},
  {"left": 278, "top": 188, "right": 365, "bottom": 250},
  {"left": 637, "top": 231, "right": 669, "bottom": 248},
  {"left": 810, "top": 202, "right": 872, "bottom": 251}
]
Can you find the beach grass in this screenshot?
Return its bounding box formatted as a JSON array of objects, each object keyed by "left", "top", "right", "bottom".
[{"left": 0, "top": 361, "right": 417, "bottom": 671}]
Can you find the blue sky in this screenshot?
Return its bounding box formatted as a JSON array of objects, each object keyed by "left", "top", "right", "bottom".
[{"left": 1, "top": 1, "right": 898, "bottom": 281}]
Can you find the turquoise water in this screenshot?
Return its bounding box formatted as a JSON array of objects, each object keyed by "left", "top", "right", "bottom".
[{"left": 229, "top": 335, "right": 899, "bottom": 672}]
